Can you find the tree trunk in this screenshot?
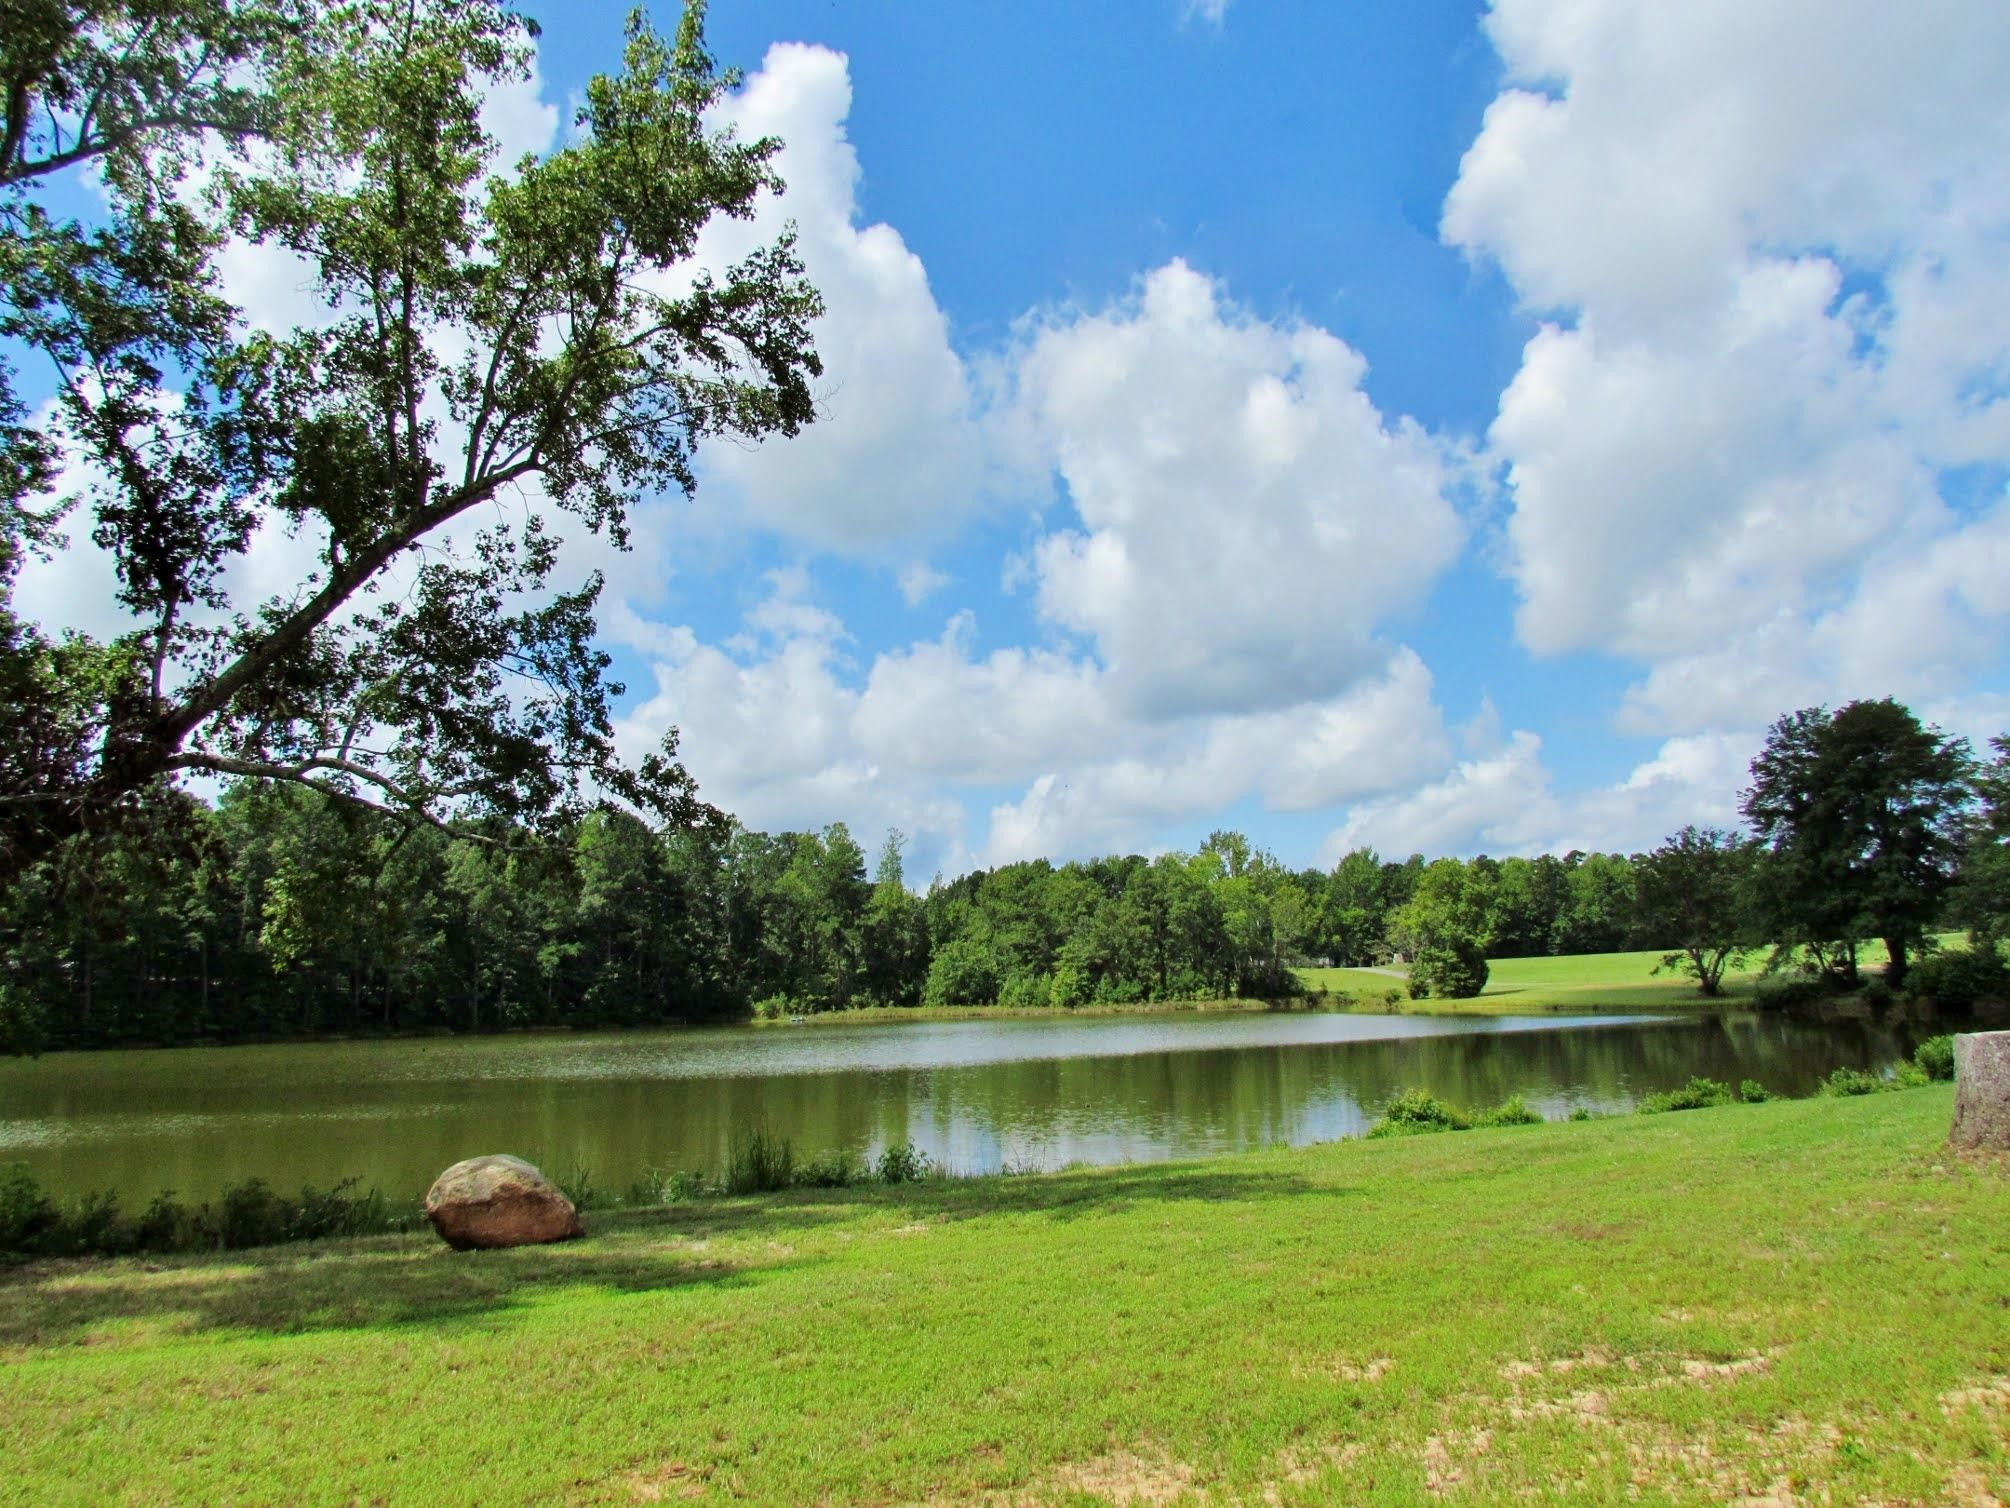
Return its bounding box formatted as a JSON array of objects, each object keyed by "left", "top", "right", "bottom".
[
  {"left": 1949, "top": 1032, "right": 2010, "bottom": 1150},
  {"left": 1882, "top": 935, "right": 1909, "bottom": 990}
]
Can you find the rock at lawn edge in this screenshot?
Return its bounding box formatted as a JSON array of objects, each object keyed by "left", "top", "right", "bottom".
[
  {"left": 1949, "top": 1031, "right": 2010, "bottom": 1151},
  {"left": 424, "top": 1155, "right": 584, "bottom": 1250}
]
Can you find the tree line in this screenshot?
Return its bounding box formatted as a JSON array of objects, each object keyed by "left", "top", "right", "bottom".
[
  {"left": 5, "top": 696, "right": 2002, "bottom": 1051},
  {"left": 0, "top": 785, "right": 1656, "bottom": 1051}
]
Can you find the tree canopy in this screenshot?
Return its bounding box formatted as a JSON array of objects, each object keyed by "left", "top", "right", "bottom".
[
  {"left": 1633, "top": 826, "right": 1759, "bottom": 996},
  {"left": 1741, "top": 699, "right": 1971, "bottom": 987},
  {"left": 0, "top": 0, "right": 822, "bottom": 878}
]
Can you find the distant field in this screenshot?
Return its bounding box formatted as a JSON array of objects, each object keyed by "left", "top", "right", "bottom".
[
  {"left": 1296, "top": 948, "right": 1762, "bottom": 1013},
  {"left": 1296, "top": 936, "right": 1965, "bottom": 1015}
]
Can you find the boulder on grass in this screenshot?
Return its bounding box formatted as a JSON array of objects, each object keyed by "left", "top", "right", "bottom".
[
  {"left": 424, "top": 1155, "right": 583, "bottom": 1250},
  {"left": 1949, "top": 1031, "right": 2010, "bottom": 1151}
]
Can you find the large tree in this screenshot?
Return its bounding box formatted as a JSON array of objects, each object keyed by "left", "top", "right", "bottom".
[
  {"left": 1955, "top": 735, "right": 2010, "bottom": 949},
  {"left": 0, "top": 1, "right": 822, "bottom": 877},
  {"left": 1634, "top": 825, "right": 1759, "bottom": 996},
  {"left": 1388, "top": 857, "right": 1492, "bottom": 999},
  {"left": 1741, "top": 699, "right": 1971, "bottom": 988}
]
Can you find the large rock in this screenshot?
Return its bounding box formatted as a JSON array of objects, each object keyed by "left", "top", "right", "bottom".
[
  {"left": 1949, "top": 1031, "right": 2010, "bottom": 1151},
  {"left": 424, "top": 1155, "right": 584, "bottom": 1250}
]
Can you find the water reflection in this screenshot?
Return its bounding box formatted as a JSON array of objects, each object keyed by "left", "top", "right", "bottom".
[{"left": 0, "top": 1010, "right": 1911, "bottom": 1202}]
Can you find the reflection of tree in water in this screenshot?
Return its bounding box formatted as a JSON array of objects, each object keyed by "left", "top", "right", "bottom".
[
  {"left": 681, "top": 1014, "right": 1913, "bottom": 1175},
  {"left": 4, "top": 1014, "right": 1917, "bottom": 1200}
]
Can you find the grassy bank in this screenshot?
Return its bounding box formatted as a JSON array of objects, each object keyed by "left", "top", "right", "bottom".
[
  {"left": 1298, "top": 936, "right": 1977, "bottom": 1015},
  {"left": 3, "top": 1090, "right": 2004, "bottom": 1504},
  {"left": 1298, "top": 947, "right": 1765, "bottom": 1014}
]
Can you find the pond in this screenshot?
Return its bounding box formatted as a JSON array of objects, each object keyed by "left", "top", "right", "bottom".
[{"left": 0, "top": 1008, "right": 1915, "bottom": 1203}]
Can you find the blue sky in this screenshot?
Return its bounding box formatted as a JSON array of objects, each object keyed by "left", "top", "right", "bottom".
[{"left": 19, "top": 0, "right": 2010, "bottom": 881}]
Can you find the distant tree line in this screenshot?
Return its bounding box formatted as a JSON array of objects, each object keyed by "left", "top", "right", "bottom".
[{"left": 2, "top": 697, "right": 2004, "bottom": 1050}]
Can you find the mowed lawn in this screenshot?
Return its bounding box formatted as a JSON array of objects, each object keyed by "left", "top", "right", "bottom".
[
  {"left": 3, "top": 1090, "right": 2005, "bottom": 1504},
  {"left": 1297, "top": 948, "right": 1764, "bottom": 1012},
  {"left": 1296, "top": 936, "right": 1969, "bottom": 1014}
]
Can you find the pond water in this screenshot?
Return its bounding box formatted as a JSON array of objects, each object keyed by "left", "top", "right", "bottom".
[{"left": 0, "top": 1009, "right": 1916, "bottom": 1202}]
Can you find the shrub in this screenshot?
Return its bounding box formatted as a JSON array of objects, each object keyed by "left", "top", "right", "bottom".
[
  {"left": 1819, "top": 1066, "right": 1884, "bottom": 1097},
  {"left": 552, "top": 1161, "right": 604, "bottom": 1213},
  {"left": 752, "top": 993, "right": 799, "bottom": 1021},
  {"left": 1382, "top": 987, "right": 1404, "bottom": 1007},
  {"left": 195, "top": 1179, "right": 292, "bottom": 1250},
  {"left": 1567, "top": 1105, "right": 1594, "bottom": 1122},
  {"left": 1914, "top": 1034, "right": 1957, "bottom": 1082},
  {"left": 1409, "top": 943, "right": 1489, "bottom": 1000},
  {"left": 1049, "top": 963, "right": 1089, "bottom": 1009},
  {"left": 627, "top": 1168, "right": 705, "bottom": 1205},
  {"left": 1638, "top": 1077, "right": 1734, "bottom": 1114},
  {"left": 793, "top": 1150, "right": 858, "bottom": 1188},
  {"left": 875, "top": 1142, "right": 932, "bottom": 1185},
  {"left": 997, "top": 972, "right": 1051, "bottom": 1009},
  {"left": 1900, "top": 947, "right": 2010, "bottom": 1008},
  {"left": 133, "top": 1191, "right": 195, "bottom": 1252},
  {"left": 1474, "top": 1094, "right": 1543, "bottom": 1128},
  {"left": 1738, "top": 1079, "right": 1771, "bottom": 1103},
  {"left": 291, "top": 1177, "right": 394, "bottom": 1239},
  {"left": 725, "top": 1130, "right": 796, "bottom": 1193},
  {"left": 1093, "top": 974, "right": 1146, "bottom": 1005},
  {"left": 1753, "top": 974, "right": 1841, "bottom": 1011},
  {"left": 3, "top": 1171, "right": 406, "bottom": 1259},
  {"left": 0, "top": 1164, "right": 63, "bottom": 1257},
  {"left": 923, "top": 937, "right": 999, "bottom": 1007},
  {"left": 1890, "top": 1059, "right": 1931, "bottom": 1089},
  {"left": 1369, "top": 1089, "right": 1471, "bottom": 1137},
  {"left": 61, "top": 1191, "right": 134, "bottom": 1256}
]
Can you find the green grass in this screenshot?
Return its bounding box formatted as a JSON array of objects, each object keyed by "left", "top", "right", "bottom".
[
  {"left": 3, "top": 1090, "right": 2004, "bottom": 1504},
  {"left": 1298, "top": 946, "right": 1758, "bottom": 1012},
  {"left": 1298, "top": 935, "right": 1972, "bottom": 1015}
]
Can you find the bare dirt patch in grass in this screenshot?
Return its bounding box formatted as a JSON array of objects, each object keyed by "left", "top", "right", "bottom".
[
  {"left": 1261, "top": 1438, "right": 1363, "bottom": 1502},
  {"left": 621, "top": 1461, "right": 709, "bottom": 1502},
  {"left": 1334, "top": 1355, "right": 1395, "bottom": 1382},
  {"left": 1940, "top": 1376, "right": 2010, "bottom": 1417},
  {"left": 976, "top": 1447, "right": 1204, "bottom": 1506},
  {"left": 1422, "top": 1429, "right": 1493, "bottom": 1496}
]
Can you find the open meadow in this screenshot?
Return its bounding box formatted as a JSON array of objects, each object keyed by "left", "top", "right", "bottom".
[
  {"left": 1297, "top": 948, "right": 1768, "bottom": 1014},
  {"left": 3, "top": 1087, "right": 2004, "bottom": 1504},
  {"left": 1295, "top": 937, "right": 1965, "bottom": 1016}
]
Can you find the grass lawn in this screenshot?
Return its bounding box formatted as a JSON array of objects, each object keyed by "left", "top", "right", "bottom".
[
  {"left": 1296, "top": 947, "right": 1759, "bottom": 1013},
  {"left": 3, "top": 1089, "right": 2004, "bottom": 1504},
  {"left": 1296, "top": 935, "right": 1973, "bottom": 1015}
]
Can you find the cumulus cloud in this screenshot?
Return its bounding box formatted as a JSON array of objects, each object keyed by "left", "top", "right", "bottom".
[
  {"left": 896, "top": 562, "right": 949, "bottom": 605},
  {"left": 1321, "top": 728, "right": 1755, "bottom": 862},
  {"left": 616, "top": 564, "right": 1458, "bottom": 873},
  {"left": 978, "top": 647, "right": 1454, "bottom": 865},
  {"left": 1451, "top": 0, "right": 2010, "bottom": 732},
  {"left": 678, "top": 43, "right": 985, "bottom": 551},
  {"left": 1008, "top": 261, "right": 1462, "bottom": 719}
]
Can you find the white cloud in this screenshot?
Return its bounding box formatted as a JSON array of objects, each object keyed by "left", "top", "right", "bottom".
[
  {"left": 615, "top": 564, "right": 1459, "bottom": 873},
  {"left": 678, "top": 44, "right": 985, "bottom": 551},
  {"left": 1320, "top": 728, "right": 1755, "bottom": 862},
  {"left": 1009, "top": 260, "right": 1462, "bottom": 719},
  {"left": 978, "top": 648, "right": 1454, "bottom": 866},
  {"left": 1452, "top": 0, "right": 2010, "bottom": 734},
  {"left": 896, "top": 562, "right": 949, "bottom": 605}
]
